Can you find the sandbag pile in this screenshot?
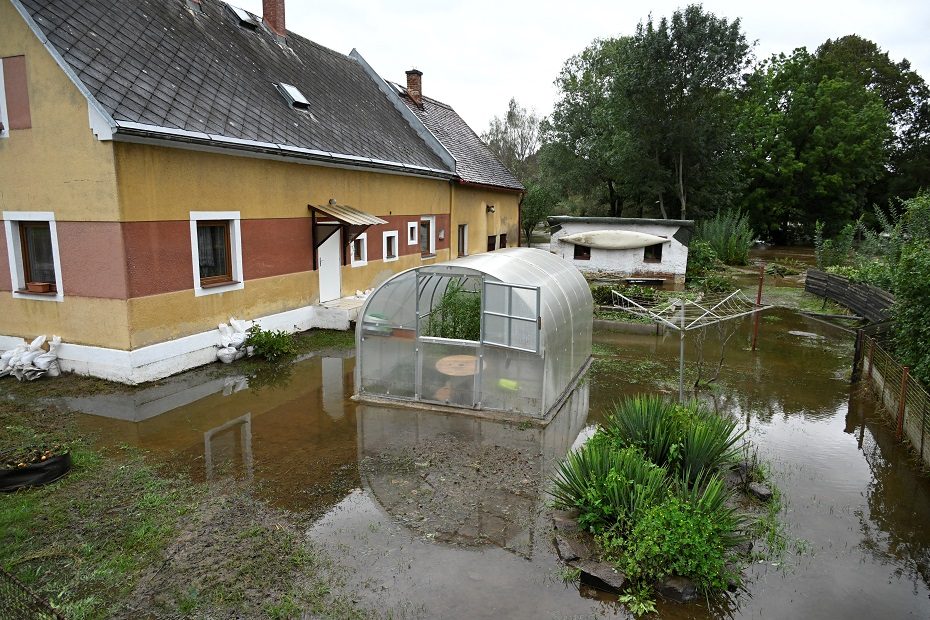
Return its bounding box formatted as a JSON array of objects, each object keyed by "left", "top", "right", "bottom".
[
  {"left": 0, "top": 335, "right": 63, "bottom": 381},
  {"left": 216, "top": 317, "right": 253, "bottom": 364}
]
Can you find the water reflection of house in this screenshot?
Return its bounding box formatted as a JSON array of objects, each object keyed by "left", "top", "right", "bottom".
[
  {"left": 355, "top": 381, "right": 589, "bottom": 559},
  {"left": 68, "top": 355, "right": 360, "bottom": 512},
  {"left": 0, "top": 0, "right": 522, "bottom": 384},
  {"left": 548, "top": 216, "right": 693, "bottom": 285}
]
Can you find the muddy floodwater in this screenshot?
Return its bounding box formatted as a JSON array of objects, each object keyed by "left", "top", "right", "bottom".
[{"left": 69, "top": 306, "right": 930, "bottom": 618}]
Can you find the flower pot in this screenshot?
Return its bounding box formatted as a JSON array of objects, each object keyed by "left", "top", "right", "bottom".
[{"left": 26, "top": 282, "right": 51, "bottom": 293}]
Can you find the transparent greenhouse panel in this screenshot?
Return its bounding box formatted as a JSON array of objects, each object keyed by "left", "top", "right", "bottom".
[
  {"left": 481, "top": 347, "right": 543, "bottom": 416},
  {"left": 511, "top": 287, "right": 537, "bottom": 319},
  {"left": 363, "top": 271, "right": 416, "bottom": 330},
  {"left": 359, "top": 334, "right": 415, "bottom": 398},
  {"left": 484, "top": 281, "right": 509, "bottom": 314},
  {"left": 418, "top": 340, "right": 479, "bottom": 408}
]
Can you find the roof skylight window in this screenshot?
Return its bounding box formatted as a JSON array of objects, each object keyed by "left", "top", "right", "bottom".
[
  {"left": 227, "top": 4, "right": 259, "bottom": 29},
  {"left": 276, "top": 83, "right": 310, "bottom": 109}
]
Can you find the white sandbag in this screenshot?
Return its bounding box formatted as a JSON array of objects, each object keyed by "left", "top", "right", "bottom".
[
  {"left": 45, "top": 359, "right": 61, "bottom": 378},
  {"left": 234, "top": 347, "right": 247, "bottom": 360},
  {"left": 17, "top": 349, "right": 43, "bottom": 367},
  {"left": 217, "top": 346, "right": 237, "bottom": 364},
  {"left": 218, "top": 323, "right": 233, "bottom": 348},
  {"left": 1, "top": 344, "right": 26, "bottom": 369},
  {"left": 33, "top": 336, "right": 61, "bottom": 370},
  {"left": 28, "top": 334, "right": 46, "bottom": 351},
  {"left": 229, "top": 317, "right": 249, "bottom": 334},
  {"left": 229, "top": 332, "right": 246, "bottom": 348}
]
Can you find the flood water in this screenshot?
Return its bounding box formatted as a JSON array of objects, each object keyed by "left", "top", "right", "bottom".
[{"left": 69, "top": 306, "right": 930, "bottom": 618}]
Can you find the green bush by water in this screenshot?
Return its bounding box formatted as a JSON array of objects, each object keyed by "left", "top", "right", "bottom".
[
  {"left": 686, "top": 240, "right": 720, "bottom": 277},
  {"left": 695, "top": 210, "right": 754, "bottom": 265},
  {"left": 423, "top": 278, "right": 481, "bottom": 341},
  {"left": 246, "top": 325, "right": 298, "bottom": 362}
]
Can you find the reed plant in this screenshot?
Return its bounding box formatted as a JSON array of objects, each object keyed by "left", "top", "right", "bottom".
[{"left": 695, "top": 209, "right": 754, "bottom": 265}]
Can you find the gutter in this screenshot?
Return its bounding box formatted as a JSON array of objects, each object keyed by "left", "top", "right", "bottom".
[
  {"left": 111, "top": 122, "right": 455, "bottom": 179},
  {"left": 455, "top": 178, "right": 525, "bottom": 195}
]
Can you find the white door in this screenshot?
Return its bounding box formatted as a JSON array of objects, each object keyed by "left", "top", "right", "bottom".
[{"left": 318, "top": 229, "right": 341, "bottom": 302}]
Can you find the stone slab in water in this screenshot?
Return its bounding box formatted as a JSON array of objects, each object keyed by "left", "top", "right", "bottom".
[
  {"left": 657, "top": 575, "right": 698, "bottom": 602},
  {"left": 554, "top": 535, "right": 579, "bottom": 561},
  {"left": 749, "top": 481, "right": 773, "bottom": 502},
  {"left": 570, "top": 559, "right": 626, "bottom": 593}
]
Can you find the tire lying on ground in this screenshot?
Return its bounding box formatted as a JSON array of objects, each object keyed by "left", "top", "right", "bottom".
[{"left": 0, "top": 452, "right": 72, "bottom": 492}]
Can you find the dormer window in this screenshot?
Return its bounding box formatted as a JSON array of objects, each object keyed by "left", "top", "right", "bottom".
[
  {"left": 227, "top": 4, "right": 259, "bottom": 29},
  {"left": 276, "top": 83, "right": 309, "bottom": 110}
]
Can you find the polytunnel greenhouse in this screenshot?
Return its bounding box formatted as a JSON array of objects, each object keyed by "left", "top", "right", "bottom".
[{"left": 354, "top": 248, "right": 593, "bottom": 420}]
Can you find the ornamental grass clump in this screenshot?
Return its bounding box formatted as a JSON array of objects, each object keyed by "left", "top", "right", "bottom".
[
  {"left": 550, "top": 395, "right": 754, "bottom": 609},
  {"left": 695, "top": 210, "right": 754, "bottom": 265}
]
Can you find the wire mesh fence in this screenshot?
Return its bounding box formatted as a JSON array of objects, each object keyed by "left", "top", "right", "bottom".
[
  {"left": 0, "top": 566, "right": 66, "bottom": 619},
  {"left": 860, "top": 332, "right": 930, "bottom": 469}
]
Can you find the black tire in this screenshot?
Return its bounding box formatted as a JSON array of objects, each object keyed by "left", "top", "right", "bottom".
[{"left": 0, "top": 453, "right": 72, "bottom": 492}]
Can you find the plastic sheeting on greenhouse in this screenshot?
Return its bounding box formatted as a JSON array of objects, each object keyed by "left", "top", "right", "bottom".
[{"left": 354, "top": 248, "right": 593, "bottom": 420}]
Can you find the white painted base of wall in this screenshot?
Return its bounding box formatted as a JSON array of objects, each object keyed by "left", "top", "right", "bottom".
[{"left": 0, "top": 301, "right": 362, "bottom": 385}]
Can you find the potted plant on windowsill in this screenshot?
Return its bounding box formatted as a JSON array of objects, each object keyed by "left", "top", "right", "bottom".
[{"left": 26, "top": 282, "right": 52, "bottom": 293}]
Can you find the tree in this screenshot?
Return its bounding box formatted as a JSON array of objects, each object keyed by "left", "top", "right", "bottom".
[
  {"left": 520, "top": 180, "right": 558, "bottom": 244},
  {"left": 738, "top": 50, "right": 891, "bottom": 240},
  {"left": 482, "top": 98, "right": 540, "bottom": 183}
]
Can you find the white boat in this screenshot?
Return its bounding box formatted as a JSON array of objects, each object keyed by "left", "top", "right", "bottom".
[{"left": 560, "top": 230, "right": 670, "bottom": 250}]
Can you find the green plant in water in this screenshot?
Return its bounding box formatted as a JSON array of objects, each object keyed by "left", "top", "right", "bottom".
[
  {"left": 246, "top": 325, "right": 298, "bottom": 362},
  {"left": 695, "top": 210, "right": 754, "bottom": 265},
  {"left": 814, "top": 220, "right": 856, "bottom": 269},
  {"left": 423, "top": 278, "right": 481, "bottom": 341},
  {"left": 686, "top": 240, "right": 719, "bottom": 277}
]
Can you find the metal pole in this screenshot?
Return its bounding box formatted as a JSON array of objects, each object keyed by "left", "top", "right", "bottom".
[
  {"left": 896, "top": 366, "right": 910, "bottom": 441},
  {"left": 867, "top": 338, "right": 875, "bottom": 379},
  {"left": 679, "top": 302, "right": 686, "bottom": 404},
  {"left": 920, "top": 400, "right": 927, "bottom": 464},
  {"left": 851, "top": 329, "right": 863, "bottom": 383},
  {"left": 751, "top": 263, "right": 764, "bottom": 351}
]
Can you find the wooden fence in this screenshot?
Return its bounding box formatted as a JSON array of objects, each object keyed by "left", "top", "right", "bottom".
[{"left": 805, "top": 270, "right": 895, "bottom": 323}]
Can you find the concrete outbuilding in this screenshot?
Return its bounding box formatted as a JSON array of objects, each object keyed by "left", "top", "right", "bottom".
[{"left": 548, "top": 217, "right": 694, "bottom": 284}]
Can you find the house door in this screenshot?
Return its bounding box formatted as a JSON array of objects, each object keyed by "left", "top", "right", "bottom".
[{"left": 318, "top": 229, "right": 341, "bottom": 302}]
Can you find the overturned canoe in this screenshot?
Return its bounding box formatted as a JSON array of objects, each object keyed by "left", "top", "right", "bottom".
[
  {"left": 560, "top": 230, "right": 670, "bottom": 250},
  {"left": 0, "top": 452, "right": 72, "bottom": 492}
]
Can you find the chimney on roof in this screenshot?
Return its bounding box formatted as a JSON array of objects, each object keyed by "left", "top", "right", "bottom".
[
  {"left": 406, "top": 69, "right": 423, "bottom": 107},
  {"left": 263, "top": 0, "right": 286, "bottom": 39}
]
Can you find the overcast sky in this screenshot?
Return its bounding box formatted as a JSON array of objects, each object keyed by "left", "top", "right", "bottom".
[{"left": 238, "top": 1, "right": 930, "bottom": 134}]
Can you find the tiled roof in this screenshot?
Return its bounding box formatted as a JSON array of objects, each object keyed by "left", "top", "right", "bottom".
[
  {"left": 15, "top": 0, "right": 450, "bottom": 173},
  {"left": 393, "top": 86, "right": 524, "bottom": 192}
]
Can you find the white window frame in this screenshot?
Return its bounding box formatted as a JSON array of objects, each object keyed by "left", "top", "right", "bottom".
[
  {"left": 382, "top": 230, "right": 399, "bottom": 262},
  {"left": 0, "top": 60, "right": 9, "bottom": 139},
  {"left": 406, "top": 221, "right": 418, "bottom": 245},
  {"left": 3, "top": 211, "right": 64, "bottom": 302},
  {"left": 189, "top": 211, "right": 244, "bottom": 297},
  {"left": 350, "top": 232, "right": 368, "bottom": 267},
  {"left": 420, "top": 216, "right": 436, "bottom": 257}
]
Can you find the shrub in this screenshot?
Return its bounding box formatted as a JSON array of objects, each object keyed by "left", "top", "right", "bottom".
[
  {"left": 695, "top": 210, "right": 754, "bottom": 265},
  {"left": 601, "top": 396, "right": 744, "bottom": 487},
  {"left": 686, "top": 240, "right": 719, "bottom": 277},
  {"left": 892, "top": 240, "right": 930, "bottom": 387},
  {"left": 602, "top": 494, "right": 741, "bottom": 593},
  {"left": 245, "top": 325, "right": 298, "bottom": 362},
  {"left": 550, "top": 443, "right": 668, "bottom": 533},
  {"left": 423, "top": 278, "right": 481, "bottom": 341},
  {"left": 698, "top": 273, "right": 735, "bottom": 293},
  {"left": 814, "top": 220, "right": 855, "bottom": 269},
  {"left": 590, "top": 284, "right": 616, "bottom": 306}
]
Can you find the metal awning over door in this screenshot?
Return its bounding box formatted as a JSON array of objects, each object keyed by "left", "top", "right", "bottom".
[{"left": 309, "top": 199, "right": 387, "bottom": 268}]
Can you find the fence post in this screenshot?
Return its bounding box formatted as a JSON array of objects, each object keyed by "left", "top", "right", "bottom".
[
  {"left": 851, "top": 329, "right": 863, "bottom": 383},
  {"left": 921, "top": 400, "right": 927, "bottom": 464},
  {"left": 751, "top": 263, "right": 764, "bottom": 352},
  {"left": 896, "top": 366, "right": 910, "bottom": 441},
  {"left": 867, "top": 338, "right": 875, "bottom": 379}
]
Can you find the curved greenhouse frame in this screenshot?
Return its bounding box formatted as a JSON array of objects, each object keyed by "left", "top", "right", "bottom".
[{"left": 354, "top": 248, "right": 593, "bottom": 420}]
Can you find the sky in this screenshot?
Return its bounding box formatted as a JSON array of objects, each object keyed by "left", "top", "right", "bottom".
[{"left": 238, "top": 1, "right": 930, "bottom": 133}]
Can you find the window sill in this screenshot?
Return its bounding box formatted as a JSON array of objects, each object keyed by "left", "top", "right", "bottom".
[
  {"left": 12, "top": 289, "right": 63, "bottom": 302},
  {"left": 420, "top": 253, "right": 436, "bottom": 260},
  {"left": 643, "top": 259, "right": 662, "bottom": 264},
  {"left": 350, "top": 260, "right": 368, "bottom": 268},
  {"left": 200, "top": 279, "right": 240, "bottom": 289},
  {"left": 195, "top": 280, "right": 244, "bottom": 297},
  {"left": 384, "top": 255, "right": 399, "bottom": 263}
]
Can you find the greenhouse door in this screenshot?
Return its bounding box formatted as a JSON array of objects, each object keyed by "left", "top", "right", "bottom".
[{"left": 481, "top": 281, "right": 540, "bottom": 353}]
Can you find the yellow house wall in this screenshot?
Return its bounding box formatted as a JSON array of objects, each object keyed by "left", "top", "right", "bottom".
[
  {"left": 450, "top": 185, "right": 521, "bottom": 254},
  {"left": 115, "top": 143, "right": 454, "bottom": 347},
  {"left": 0, "top": 3, "right": 129, "bottom": 348},
  {"left": 0, "top": 1, "right": 120, "bottom": 222}
]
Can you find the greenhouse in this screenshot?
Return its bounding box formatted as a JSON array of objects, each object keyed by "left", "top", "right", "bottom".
[{"left": 354, "top": 248, "right": 593, "bottom": 420}]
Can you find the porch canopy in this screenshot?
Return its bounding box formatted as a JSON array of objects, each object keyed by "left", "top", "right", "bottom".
[
  {"left": 354, "top": 248, "right": 593, "bottom": 419},
  {"left": 309, "top": 199, "right": 387, "bottom": 266}
]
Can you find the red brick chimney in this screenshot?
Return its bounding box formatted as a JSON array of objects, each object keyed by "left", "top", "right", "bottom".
[
  {"left": 406, "top": 69, "right": 423, "bottom": 107},
  {"left": 263, "top": 0, "right": 286, "bottom": 38}
]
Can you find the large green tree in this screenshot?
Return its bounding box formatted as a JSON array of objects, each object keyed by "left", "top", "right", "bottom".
[
  {"left": 738, "top": 50, "right": 891, "bottom": 239},
  {"left": 481, "top": 98, "right": 541, "bottom": 184}
]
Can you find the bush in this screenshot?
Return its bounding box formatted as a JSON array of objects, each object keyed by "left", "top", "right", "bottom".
[
  {"left": 590, "top": 284, "right": 616, "bottom": 306},
  {"left": 695, "top": 210, "right": 754, "bottom": 265},
  {"left": 892, "top": 240, "right": 930, "bottom": 386},
  {"left": 245, "top": 325, "right": 298, "bottom": 362},
  {"left": 601, "top": 493, "right": 741, "bottom": 593},
  {"left": 550, "top": 443, "right": 668, "bottom": 534},
  {"left": 423, "top": 278, "right": 481, "bottom": 341},
  {"left": 698, "top": 273, "right": 735, "bottom": 293},
  {"left": 686, "top": 240, "right": 719, "bottom": 277},
  {"left": 814, "top": 220, "right": 855, "bottom": 269}
]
